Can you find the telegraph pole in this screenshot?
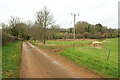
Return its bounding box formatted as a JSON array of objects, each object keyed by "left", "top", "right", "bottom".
[
  {"left": 73, "top": 14, "right": 76, "bottom": 41},
  {"left": 71, "top": 13, "right": 79, "bottom": 49}
]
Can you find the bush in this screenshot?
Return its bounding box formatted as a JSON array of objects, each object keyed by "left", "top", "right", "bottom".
[{"left": 2, "top": 31, "right": 16, "bottom": 46}]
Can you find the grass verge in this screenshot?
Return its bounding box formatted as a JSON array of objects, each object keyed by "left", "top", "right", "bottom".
[{"left": 2, "top": 41, "right": 22, "bottom": 78}]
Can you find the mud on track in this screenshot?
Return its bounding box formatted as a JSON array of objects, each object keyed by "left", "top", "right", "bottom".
[{"left": 20, "top": 42, "right": 100, "bottom": 78}]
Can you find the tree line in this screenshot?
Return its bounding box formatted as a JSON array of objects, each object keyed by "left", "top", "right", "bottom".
[
  {"left": 1, "top": 6, "right": 119, "bottom": 46},
  {"left": 75, "top": 21, "right": 119, "bottom": 39}
]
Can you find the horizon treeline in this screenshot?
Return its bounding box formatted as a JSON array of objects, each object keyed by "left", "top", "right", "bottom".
[{"left": 1, "top": 7, "right": 120, "bottom": 46}]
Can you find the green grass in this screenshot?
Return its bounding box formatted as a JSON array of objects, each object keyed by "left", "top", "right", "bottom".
[
  {"left": 30, "top": 40, "right": 93, "bottom": 50},
  {"left": 2, "top": 41, "right": 22, "bottom": 78},
  {"left": 59, "top": 38, "right": 118, "bottom": 78},
  {"left": 46, "top": 40, "right": 92, "bottom": 46},
  {"left": 30, "top": 40, "right": 54, "bottom": 49}
]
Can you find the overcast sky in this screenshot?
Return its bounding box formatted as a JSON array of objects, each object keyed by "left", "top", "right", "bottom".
[{"left": 0, "top": 0, "right": 119, "bottom": 28}]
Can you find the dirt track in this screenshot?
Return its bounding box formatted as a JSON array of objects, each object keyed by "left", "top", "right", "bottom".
[{"left": 20, "top": 42, "right": 101, "bottom": 78}]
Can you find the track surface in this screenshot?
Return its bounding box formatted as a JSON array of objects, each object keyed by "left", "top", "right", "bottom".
[{"left": 20, "top": 42, "right": 100, "bottom": 78}]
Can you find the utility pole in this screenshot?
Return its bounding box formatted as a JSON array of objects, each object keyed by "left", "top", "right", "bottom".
[{"left": 71, "top": 13, "right": 79, "bottom": 49}]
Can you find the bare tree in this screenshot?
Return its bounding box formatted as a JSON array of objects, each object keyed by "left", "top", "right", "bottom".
[
  {"left": 9, "top": 16, "right": 21, "bottom": 28},
  {"left": 9, "top": 16, "right": 21, "bottom": 36},
  {"left": 35, "top": 6, "right": 54, "bottom": 44}
]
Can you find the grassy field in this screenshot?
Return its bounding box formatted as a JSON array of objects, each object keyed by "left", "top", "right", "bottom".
[
  {"left": 59, "top": 38, "right": 118, "bottom": 78},
  {"left": 31, "top": 38, "right": 118, "bottom": 78},
  {"left": 2, "top": 41, "right": 22, "bottom": 78},
  {"left": 30, "top": 40, "right": 93, "bottom": 50},
  {"left": 46, "top": 40, "right": 92, "bottom": 46}
]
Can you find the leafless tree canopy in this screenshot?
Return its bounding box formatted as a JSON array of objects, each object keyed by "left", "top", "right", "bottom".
[
  {"left": 35, "top": 6, "right": 54, "bottom": 28},
  {"left": 35, "top": 6, "right": 54, "bottom": 44}
]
